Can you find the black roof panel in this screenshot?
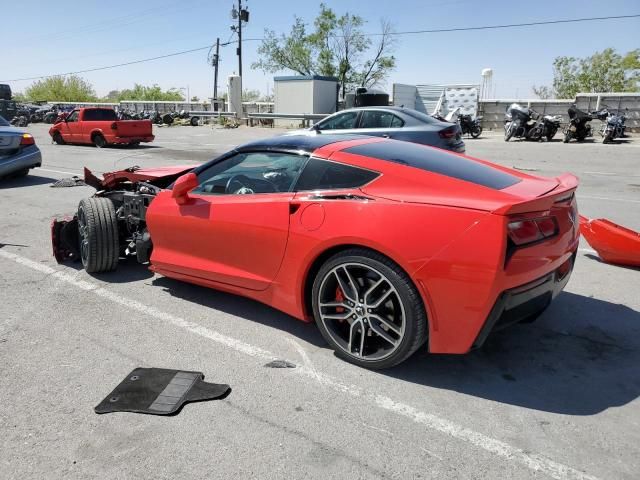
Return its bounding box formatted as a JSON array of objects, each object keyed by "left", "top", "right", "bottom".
[
  {"left": 237, "top": 134, "right": 368, "bottom": 154},
  {"left": 344, "top": 141, "right": 521, "bottom": 190}
]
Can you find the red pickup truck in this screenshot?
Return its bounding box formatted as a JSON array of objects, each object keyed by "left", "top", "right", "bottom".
[{"left": 49, "top": 107, "right": 154, "bottom": 147}]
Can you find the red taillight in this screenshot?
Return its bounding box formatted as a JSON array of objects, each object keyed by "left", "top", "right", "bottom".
[
  {"left": 439, "top": 126, "right": 458, "bottom": 139},
  {"left": 20, "top": 133, "right": 35, "bottom": 146},
  {"left": 110, "top": 122, "right": 118, "bottom": 130},
  {"left": 508, "top": 215, "right": 558, "bottom": 246}
]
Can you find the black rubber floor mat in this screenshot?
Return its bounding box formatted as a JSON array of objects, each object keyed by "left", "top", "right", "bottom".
[{"left": 95, "top": 368, "right": 230, "bottom": 415}]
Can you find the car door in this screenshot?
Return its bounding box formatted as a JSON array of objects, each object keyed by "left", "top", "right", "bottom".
[
  {"left": 356, "top": 110, "right": 406, "bottom": 139},
  {"left": 147, "top": 150, "right": 308, "bottom": 291},
  {"left": 58, "top": 110, "right": 81, "bottom": 142}
]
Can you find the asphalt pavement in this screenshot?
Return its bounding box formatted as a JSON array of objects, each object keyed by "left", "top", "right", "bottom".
[{"left": 1, "top": 123, "right": 639, "bottom": 480}]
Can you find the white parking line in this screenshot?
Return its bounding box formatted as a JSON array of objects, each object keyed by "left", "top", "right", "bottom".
[
  {"left": 580, "top": 195, "right": 640, "bottom": 204},
  {"left": 0, "top": 248, "right": 600, "bottom": 480}
]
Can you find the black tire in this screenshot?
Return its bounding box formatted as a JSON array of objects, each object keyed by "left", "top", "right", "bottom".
[
  {"left": 93, "top": 133, "right": 107, "bottom": 148},
  {"left": 77, "top": 198, "right": 119, "bottom": 273},
  {"left": 190, "top": 116, "right": 200, "bottom": 126},
  {"left": 470, "top": 125, "right": 482, "bottom": 138},
  {"left": 311, "top": 248, "right": 428, "bottom": 369},
  {"left": 52, "top": 132, "right": 65, "bottom": 145},
  {"left": 546, "top": 128, "right": 557, "bottom": 142},
  {"left": 504, "top": 125, "right": 514, "bottom": 142},
  {"left": 163, "top": 114, "right": 174, "bottom": 125},
  {"left": 44, "top": 113, "right": 56, "bottom": 124}
]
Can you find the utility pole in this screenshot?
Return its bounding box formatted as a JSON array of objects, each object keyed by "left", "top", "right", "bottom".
[
  {"left": 237, "top": 0, "right": 242, "bottom": 84},
  {"left": 231, "top": 1, "right": 249, "bottom": 100},
  {"left": 213, "top": 37, "right": 220, "bottom": 111}
]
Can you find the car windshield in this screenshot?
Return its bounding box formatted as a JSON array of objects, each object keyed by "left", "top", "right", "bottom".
[
  {"left": 0, "top": 115, "right": 9, "bottom": 127},
  {"left": 401, "top": 109, "right": 439, "bottom": 124}
]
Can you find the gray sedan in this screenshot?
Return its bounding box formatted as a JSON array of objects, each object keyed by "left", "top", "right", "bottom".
[
  {"left": 289, "top": 106, "right": 465, "bottom": 153},
  {"left": 0, "top": 115, "right": 42, "bottom": 178}
]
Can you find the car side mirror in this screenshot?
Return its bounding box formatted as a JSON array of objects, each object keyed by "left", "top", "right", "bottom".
[
  {"left": 172, "top": 172, "right": 198, "bottom": 205},
  {"left": 311, "top": 123, "right": 321, "bottom": 132}
]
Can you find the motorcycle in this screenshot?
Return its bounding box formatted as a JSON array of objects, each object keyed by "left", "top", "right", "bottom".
[
  {"left": 458, "top": 113, "right": 483, "bottom": 138},
  {"left": 504, "top": 103, "right": 559, "bottom": 142},
  {"left": 593, "top": 107, "right": 627, "bottom": 144},
  {"left": 563, "top": 105, "right": 593, "bottom": 143}
]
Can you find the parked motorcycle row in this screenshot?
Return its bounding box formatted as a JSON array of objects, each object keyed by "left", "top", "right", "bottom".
[
  {"left": 116, "top": 108, "right": 200, "bottom": 126},
  {"left": 9, "top": 103, "right": 77, "bottom": 127},
  {"left": 504, "top": 102, "right": 628, "bottom": 144}
]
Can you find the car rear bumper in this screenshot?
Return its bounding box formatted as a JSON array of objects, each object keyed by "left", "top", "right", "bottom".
[
  {"left": 112, "top": 135, "right": 155, "bottom": 144},
  {"left": 472, "top": 251, "right": 576, "bottom": 348},
  {"left": 0, "top": 145, "right": 42, "bottom": 177}
]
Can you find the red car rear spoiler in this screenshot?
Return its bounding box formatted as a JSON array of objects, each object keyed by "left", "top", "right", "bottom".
[{"left": 493, "top": 173, "right": 578, "bottom": 215}]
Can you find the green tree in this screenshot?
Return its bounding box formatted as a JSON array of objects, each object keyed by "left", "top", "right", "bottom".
[
  {"left": 534, "top": 49, "right": 640, "bottom": 99},
  {"left": 24, "top": 75, "right": 97, "bottom": 102},
  {"left": 112, "top": 84, "right": 183, "bottom": 101},
  {"left": 252, "top": 3, "right": 396, "bottom": 98}
]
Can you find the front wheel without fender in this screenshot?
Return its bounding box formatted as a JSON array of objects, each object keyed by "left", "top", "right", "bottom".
[
  {"left": 471, "top": 125, "right": 482, "bottom": 138},
  {"left": 77, "top": 198, "right": 119, "bottom": 273}
]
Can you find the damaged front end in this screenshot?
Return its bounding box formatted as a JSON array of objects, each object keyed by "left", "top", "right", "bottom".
[{"left": 51, "top": 164, "right": 195, "bottom": 266}]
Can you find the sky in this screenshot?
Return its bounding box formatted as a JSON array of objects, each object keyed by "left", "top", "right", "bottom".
[{"left": 2, "top": 0, "right": 639, "bottom": 100}]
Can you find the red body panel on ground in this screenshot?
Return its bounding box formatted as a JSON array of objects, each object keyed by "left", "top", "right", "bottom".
[
  {"left": 579, "top": 215, "right": 640, "bottom": 267},
  {"left": 48, "top": 107, "right": 154, "bottom": 146}
]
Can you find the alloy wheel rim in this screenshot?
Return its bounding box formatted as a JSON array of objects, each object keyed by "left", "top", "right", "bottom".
[
  {"left": 78, "top": 207, "right": 89, "bottom": 264},
  {"left": 317, "top": 262, "right": 406, "bottom": 361}
]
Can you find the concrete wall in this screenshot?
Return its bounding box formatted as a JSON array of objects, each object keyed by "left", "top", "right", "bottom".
[{"left": 480, "top": 93, "right": 640, "bottom": 131}]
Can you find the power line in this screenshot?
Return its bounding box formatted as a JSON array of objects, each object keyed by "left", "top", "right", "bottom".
[{"left": 3, "top": 14, "right": 639, "bottom": 83}]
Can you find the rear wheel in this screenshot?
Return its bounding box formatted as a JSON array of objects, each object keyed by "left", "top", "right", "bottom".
[
  {"left": 546, "top": 127, "right": 557, "bottom": 142},
  {"left": 470, "top": 125, "right": 482, "bottom": 138},
  {"left": 77, "top": 198, "right": 119, "bottom": 273},
  {"left": 190, "top": 116, "right": 200, "bottom": 126},
  {"left": 312, "top": 249, "right": 428, "bottom": 369},
  {"left": 93, "top": 134, "right": 107, "bottom": 148}
]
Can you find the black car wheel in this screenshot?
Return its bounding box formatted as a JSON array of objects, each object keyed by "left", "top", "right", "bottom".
[
  {"left": 77, "top": 198, "right": 120, "bottom": 273},
  {"left": 312, "top": 248, "right": 428, "bottom": 369},
  {"left": 93, "top": 134, "right": 107, "bottom": 148},
  {"left": 52, "top": 132, "right": 65, "bottom": 145}
]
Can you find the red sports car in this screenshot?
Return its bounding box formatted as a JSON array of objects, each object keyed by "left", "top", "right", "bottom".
[{"left": 52, "top": 135, "right": 579, "bottom": 369}]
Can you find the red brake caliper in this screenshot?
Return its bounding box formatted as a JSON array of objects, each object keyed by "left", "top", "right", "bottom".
[{"left": 335, "top": 287, "right": 345, "bottom": 315}]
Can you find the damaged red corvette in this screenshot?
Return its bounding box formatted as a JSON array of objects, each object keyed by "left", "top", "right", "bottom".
[{"left": 52, "top": 135, "right": 579, "bottom": 369}]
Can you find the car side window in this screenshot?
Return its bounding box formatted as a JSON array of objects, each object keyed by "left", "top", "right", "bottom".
[
  {"left": 67, "top": 111, "right": 79, "bottom": 123},
  {"left": 360, "top": 111, "right": 405, "bottom": 129},
  {"left": 294, "top": 158, "right": 379, "bottom": 191},
  {"left": 192, "top": 151, "right": 307, "bottom": 195},
  {"left": 317, "top": 111, "right": 359, "bottom": 130}
]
